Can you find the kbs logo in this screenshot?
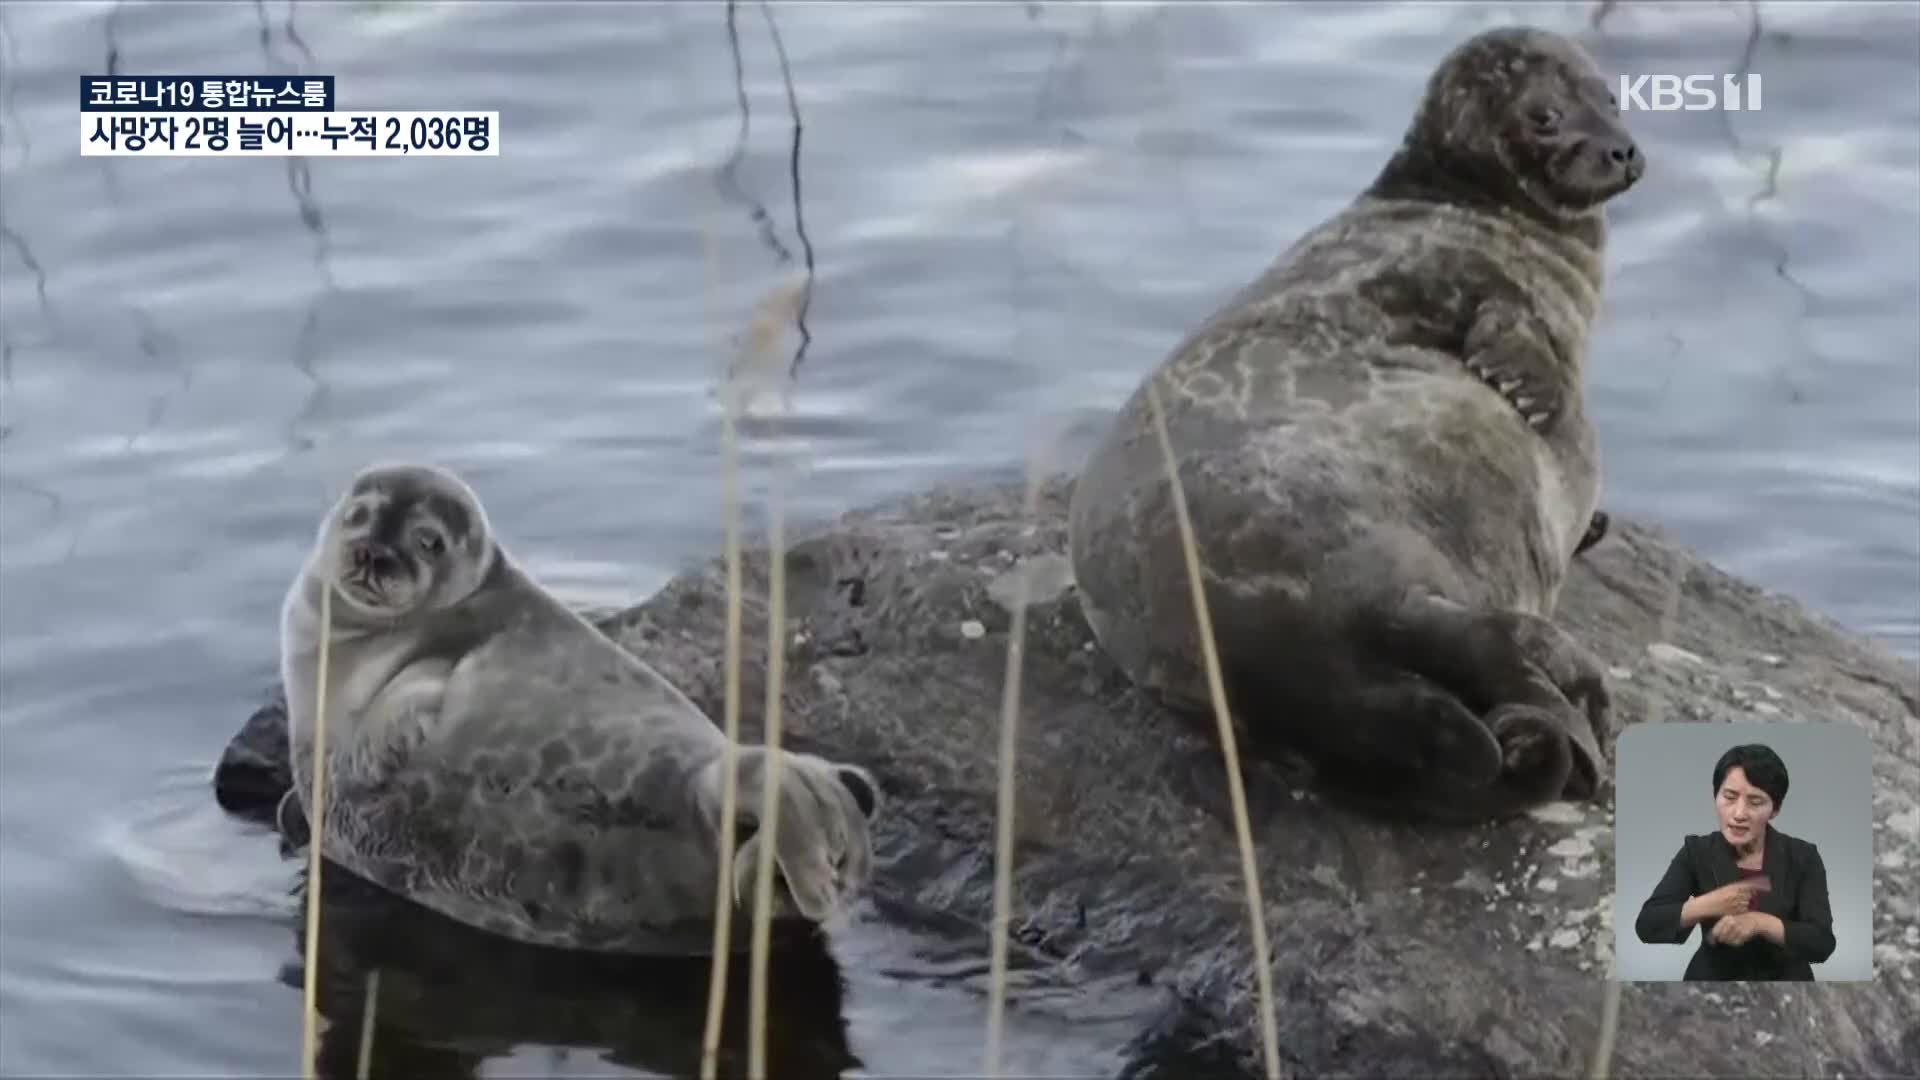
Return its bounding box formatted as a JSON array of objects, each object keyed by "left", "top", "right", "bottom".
[{"left": 1616, "top": 73, "right": 1763, "bottom": 112}]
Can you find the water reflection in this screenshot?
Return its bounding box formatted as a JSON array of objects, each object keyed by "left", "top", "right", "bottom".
[{"left": 290, "top": 867, "right": 859, "bottom": 1080}]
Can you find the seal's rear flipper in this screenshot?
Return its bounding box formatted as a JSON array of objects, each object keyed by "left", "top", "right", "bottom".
[
  {"left": 1222, "top": 659, "right": 1506, "bottom": 795},
  {"left": 703, "top": 747, "right": 878, "bottom": 926},
  {"left": 1313, "top": 701, "right": 1576, "bottom": 824},
  {"left": 1366, "top": 592, "right": 1610, "bottom": 803}
]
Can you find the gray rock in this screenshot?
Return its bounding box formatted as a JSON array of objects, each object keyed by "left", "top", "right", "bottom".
[{"left": 215, "top": 476, "right": 1920, "bottom": 1077}]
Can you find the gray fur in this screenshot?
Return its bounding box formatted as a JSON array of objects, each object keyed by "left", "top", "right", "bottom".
[
  {"left": 279, "top": 462, "right": 880, "bottom": 953},
  {"left": 1067, "top": 26, "right": 1643, "bottom": 822}
]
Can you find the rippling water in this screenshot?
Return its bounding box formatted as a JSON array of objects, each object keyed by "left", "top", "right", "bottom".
[{"left": 1, "top": 1, "right": 1915, "bottom": 1075}]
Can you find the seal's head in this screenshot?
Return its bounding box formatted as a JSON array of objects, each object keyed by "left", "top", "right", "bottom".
[
  {"left": 1382, "top": 26, "right": 1644, "bottom": 220},
  {"left": 314, "top": 463, "right": 496, "bottom": 619}
]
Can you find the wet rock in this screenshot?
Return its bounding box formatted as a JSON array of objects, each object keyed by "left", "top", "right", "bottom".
[{"left": 214, "top": 476, "right": 1920, "bottom": 1078}]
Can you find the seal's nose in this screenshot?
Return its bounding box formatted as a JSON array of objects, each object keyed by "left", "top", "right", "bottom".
[
  {"left": 349, "top": 540, "right": 399, "bottom": 576},
  {"left": 1604, "top": 134, "right": 1644, "bottom": 184}
]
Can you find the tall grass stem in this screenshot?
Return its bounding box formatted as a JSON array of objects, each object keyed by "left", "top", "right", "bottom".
[
  {"left": 1589, "top": 977, "right": 1622, "bottom": 1078},
  {"left": 355, "top": 969, "right": 380, "bottom": 1080},
  {"left": 1144, "top": 375, "right": 1282, "bottom": 1080},
  {"left": 299, "top": 585, "right": 334, "bottom": 1079},
  {"left": 747, "top": 485, "right": 788, "bottom": 1079},
  {"left": 983, "top": 451, "right": 1046, "bottom": 1076},
  {"left": 698, "top": 237, "right": 749, "bottom": 1080}
]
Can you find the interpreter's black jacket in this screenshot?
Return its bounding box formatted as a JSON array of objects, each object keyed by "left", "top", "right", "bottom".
[{"left": 1633, "top": 825, "right": 1836, "bottom": 981}]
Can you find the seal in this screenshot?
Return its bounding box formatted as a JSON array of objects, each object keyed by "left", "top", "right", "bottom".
[
  {"left": 1067, "top": 25, "right": 1643, "bottom": 822},
  {"left": 279, "top": 462, "right": 880, "bottom": 953}
]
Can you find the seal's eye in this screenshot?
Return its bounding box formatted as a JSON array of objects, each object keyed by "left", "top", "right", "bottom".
[
  {"left": 1528, "top": 105, "right": 1562, "bottom": 133},
  {"left": 415, "top": 529, "right": 446, "bottom": 558},
  {"left": 344, "top": 504, "right": 370, "bottom": 528}
]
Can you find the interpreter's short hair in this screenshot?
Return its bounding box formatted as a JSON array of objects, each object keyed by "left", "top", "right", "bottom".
[{"left": 1712, "top": 743, "right": 1790, "bottom": 811}]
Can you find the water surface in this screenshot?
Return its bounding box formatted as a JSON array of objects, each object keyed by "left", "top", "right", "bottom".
[{"left": 2, "top": 1, "right": 1916, "bottom": 1075}]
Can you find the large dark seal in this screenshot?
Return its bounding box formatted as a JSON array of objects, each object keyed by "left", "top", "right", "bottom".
[
  {"left": 1067, "top": 26, "right": 1644, "bottom": 822},
  {"left": 279, "top": 462, "right": 881, "bottom": 953}
]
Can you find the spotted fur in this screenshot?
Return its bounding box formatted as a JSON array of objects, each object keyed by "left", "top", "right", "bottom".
[
  {"left": 1068, "top": 27, "right": 1643, "bottom": 822},
  {"left": 280, "top": 462, "right": 880, "bottom": 952}
]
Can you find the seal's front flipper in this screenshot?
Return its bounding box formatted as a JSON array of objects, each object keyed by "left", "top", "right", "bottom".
[
  {"left": 1575, "top": 510, "right": 1609, "bottom": 556},
  {"left": 1461, "top": 298, "right": 1566, "bottom": 434},
  {"left": 1371, "top": 592, "right": 1610, "bottom": 802}
]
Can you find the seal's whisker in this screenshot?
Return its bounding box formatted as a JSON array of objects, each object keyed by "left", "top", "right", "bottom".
[{"left": 1144, "top": 374, "right": 1282, "bottom": 1080}]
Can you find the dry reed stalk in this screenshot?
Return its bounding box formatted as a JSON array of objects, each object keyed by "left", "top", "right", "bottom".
[
  {"left": 983, "top": 448, "right": 1047, "bottom": 1077},
  {"left": 1589, "top": 975, "right": 1621, "bottom": 1078},
  {"left": 355, "top": 969, "right": 380, "bottom": 1080},
  {"left": 741, "top": 276, "right": 804, "bottom": 1080},
  {"left": 300, "top": 585, "right": 334, "bottom": 1079},
  {"left": 1143, "top": 375, "right": 1282, "bottom": 1080},
  {"left": 699, "top": 233, "right": 750, "bottom": 1080},
  {"left": 1585, "top": 545, "right": 1686, "bottom": 1077},
  {"left": 734, "top": 279, "right": 807, "bottom": 416},
  {"left": 746, "top": 485, "right": 788, "bottom": 1080},
  {"left": 701, "top": 271, "right": 807, "bottom": 1079},
  {"left": 696, "top": 411, "right": 746, "bottom": 1080},
  {"left": 1583, "top": 545, "right": 1687, "bottom": 1076}
]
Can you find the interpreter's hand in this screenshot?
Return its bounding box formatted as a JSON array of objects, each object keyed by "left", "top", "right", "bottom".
[
  {"left": 1710, "top": 910, "right": 1766, "bottom": 946},
  {"left": 1696, "top": 879, "right": 1768, "bottom": 920}
]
